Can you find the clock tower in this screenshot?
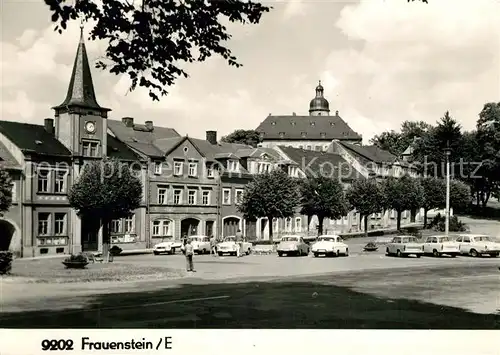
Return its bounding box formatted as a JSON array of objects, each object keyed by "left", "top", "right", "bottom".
[{"left": 52, "top": 25, "right": 111, "bottom": 159}]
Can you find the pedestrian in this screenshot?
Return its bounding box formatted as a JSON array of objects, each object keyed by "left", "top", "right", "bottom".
[
  {"left": 183, "top": 239, "right": 195, "bottom": 272},
  {"left": 235, "top": 229, "right": 243, "bottom": 257},
  {"left": 210, "top": 235, "right": 217, "bottom": 256}
]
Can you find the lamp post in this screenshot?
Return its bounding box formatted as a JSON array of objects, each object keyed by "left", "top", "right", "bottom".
[{"left": 444, "top": 146, "right": 451, "bottom": 236}]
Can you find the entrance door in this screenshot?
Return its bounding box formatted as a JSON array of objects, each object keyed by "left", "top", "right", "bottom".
[
  {"left": 0, "top": 220, "right": 15, "bottom": 251},
  {"left": 245, "top": 219, "right": 257, "bottom": 240},
  {"left": 181, "top": 218, "right": 199, "bottom": 237},
  {"left": 205, "top": 221, "right": 214, "bottom": 237},
  {"left": 223, "top": 217, "right": 240, "bottom": 237},
  {"left": 81, "top": 216, "right": 100, "bottom": 251}
]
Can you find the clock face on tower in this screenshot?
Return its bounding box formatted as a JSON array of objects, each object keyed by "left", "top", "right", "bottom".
[{"left": 85, "top": 121, "right": 96, "bottom": 134}]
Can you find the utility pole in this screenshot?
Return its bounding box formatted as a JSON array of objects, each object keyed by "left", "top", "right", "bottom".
[{"left": 444, "top": 143, "right": 451, "bottom": 236}]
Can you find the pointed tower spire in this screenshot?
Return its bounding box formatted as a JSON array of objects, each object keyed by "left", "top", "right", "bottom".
[{"left": 53, "top": 23, "right": 110, "bottom": 115}]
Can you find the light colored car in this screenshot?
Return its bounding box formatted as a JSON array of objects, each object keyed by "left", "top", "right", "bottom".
[
  {"left": 311, "top": 235, "right": 349, "bottom": 257},
  {"left": 188, "top": 235, "right": 211, "bottom": 254},
  {"left": 386, "top": 235, "right": 423, "bottom": 258},
  {"left": 422, "top": 235, "right": 460, "bottom": 257},
  {"left": 277, "top": 235, "right": 309, "bottom": 257},
  {"left": 153, "top": 238, "right": 183, "bottom": 255},
  {"left": 217, "top": 236, "right": 252, "bottom": 256},
  {"left": 455, "top": 234, "right": 500, "bottom": 257}
]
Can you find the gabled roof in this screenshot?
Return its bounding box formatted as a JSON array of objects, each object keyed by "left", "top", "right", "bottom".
[
  {"left": 106, "top": 134, "right": 142, "bottom": 161},
  {"left": 0, "top": 141, "right": 22, "bottom": 170},
  {"left": 0, "top": 121, "right": 72, "bottom": 157},
  {"left": 338, "top": 142, "right": 398, "bottom": 165},
  {"left": 278, "top": 146, "right": 364, "bottom": 181},
  {"left": 256, "top": 113, "right": 362, "bottom": 141}
]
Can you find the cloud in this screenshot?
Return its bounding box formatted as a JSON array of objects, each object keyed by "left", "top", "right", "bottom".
[
  {"left": 323, "top": 0, "right": 500, "bottom": 140},
  {"left": 283, "top": 0, "right": 309, "bottom": 20}
]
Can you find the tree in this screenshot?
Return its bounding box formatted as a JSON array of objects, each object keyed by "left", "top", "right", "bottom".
[
  {"left": 221, "top": 130, "right": 261, "bottom": 147},
  {"left": 369, "top": 130, "right": 402, "bottom": 156},
  {"left": 68, "top": 158, "right": 142, "bottom": 260},
  {"left": 45, "top": 0, "right": 270, "bottom": 101},
  {"left": 299, "top": 176, "right": 348, "bottom": 236},
  {"left": 370, "top": 120, "right": 431, "bottom": 156},
  {"left": 345, "top": 179, "right": 385, "bottom": 237},
  {"left": 238, "top": 169, "right": 299, "bottom": 242},
  {"left": 449, "top": 179, "right": 471, "bottom": 213},
  {"left": 419, "top": 177, "right": 446, "bottom": 228},
  {"left": 382, "top": 176, "right": 424, "bottom": 230},
  {"left": 0, "top": 168, "right": 13, "bottom": 215}
]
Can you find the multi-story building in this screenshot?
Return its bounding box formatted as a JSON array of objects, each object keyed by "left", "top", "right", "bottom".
[{"left": 255, "top": 81, "right": 362, "bottom": 150}]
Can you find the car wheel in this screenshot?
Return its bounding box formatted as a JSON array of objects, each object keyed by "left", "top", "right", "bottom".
[
  {"left": 336, "top": 250, "right": 340, "bottom": 257},
  {"left": 470, "top": 249, "right": 479, "bottom": 257},
  {"left": 218, "top": 252, "right": 223, "bottom": 256},
  {"left": 432, "top": 249, "right": 440, "bottom": 257},
  {"left": 278, "top": 252, "right": 283, "bottom": 257},
  {"left": 153, "top": 251, "right": 159, "bottom": 255},
  {"left": 247, "top": 249, "right": 251, "bottom": 255},
  {"left": 386, "top": 248, "right": 391, "bottom": 256},
  {"left": 314, "top": 252, "right": 319, "bottom": 258},
  {"left": 396, "top": 250, "right": 402, "bottom": 257},
  {"left": 450, "top": 253, "right": 457, "bottom": 258},
  {"left": 416, "top": 254, "right": 421, "bottom": 258}
]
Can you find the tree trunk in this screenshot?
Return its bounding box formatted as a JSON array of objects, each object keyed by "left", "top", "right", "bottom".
[
  {"left": 476, "top": 191, "right": 480, "bottom": 206},
  {"left": 396, "top": 210, "right": 402, "bottom": 230},
  {"left": 423, "top": 208, "right": 428, "bottom": 229},
  {"left": 102, "top": 218, "right": 111, "bottom": 263},
  {"left": 363, "top": 215, "right": 368, "bottom": 237},
  {"left": 317, "top": 215, "right": 324, "bottom": 236},
  {"left": 268, "top": 216, "right": 273, "bottom": 243}
]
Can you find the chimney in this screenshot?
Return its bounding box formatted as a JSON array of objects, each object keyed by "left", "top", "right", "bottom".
[
  {"left": 44, "top": 118, "right": 54, "bottom": 134},
  {"left": 292, "top": 112, "right": 296, "bottom": 116},
  {"left": 145, "top": 120, "right": 153, "bottom": 131},
  {"left": 206, "top": 131, "right": 217, "bottom": 145},
  {"left": 122, "top": 117, "right": 134, "bottom": 127}
]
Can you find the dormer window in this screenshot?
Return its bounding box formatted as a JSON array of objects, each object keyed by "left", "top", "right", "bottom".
[
  {"left": 279, "top": 132, "right": 285, "bottom": 138},
  {"left": 271, "top": 122, "right": 276, "bottom": 125},
  {"left": 228, "top": 160, "right": 239, "bottom": 172},
  {"left": 154, "top": 162, "right": 162, "bottom": 175},
  {"left": 310, "top": 122, "right": 315, "bottom": 126},
  {"left": 320, "top": 132, "right": 326, "bottom": 138},
  {"left": 291, "top": 122, "right": 296, "bottom": 126},
  {"left": 330, "top": 122, "right": 335, "bottom": 126},
  {"left": 301, "top": 132, "right": 307, "bottom": 138},
  {"left": 207, "top": 165, "right": 215, "bottom": 178}
]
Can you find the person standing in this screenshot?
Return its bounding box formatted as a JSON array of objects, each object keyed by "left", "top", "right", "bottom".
[
  {"left": 210, "top": 236, "right": 217, "bottom": 256},
  {"left": 183, "top": 239, "right": 195, "bottom": 272},
  {"left": 235, "top": 229, "right": 243, "bottom": 258}
]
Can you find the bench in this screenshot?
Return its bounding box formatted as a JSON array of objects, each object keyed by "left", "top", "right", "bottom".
[{"left": 252, "top": 244, "right": 276, "bottom": 255}]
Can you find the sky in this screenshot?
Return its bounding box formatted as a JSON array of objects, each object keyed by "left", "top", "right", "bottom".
[{"left": 1, "top": 0, "right": 499, "bottom": 143}]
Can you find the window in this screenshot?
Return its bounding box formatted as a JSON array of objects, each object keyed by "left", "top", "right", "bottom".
[
  {"left": 152, "top": 220, "right": 172, "bottom": 236},
  {"left": 38, "top": 213, "right": 50, "bottom": 235},
  {"left": 323, "top": 145, "right": 329, "bottom": 151},
  {"left": 228, "top": 160, "right": 238, "bottom": 172},
  {"left": 272, "top": 218, "right": 279, "bottom": 233},
  {"left": 158, "top": 186, "right": 167, "bottom": 204},
  {"left": 288, "top": 166, "right": 299, "bottom": 178},
  {"left": 111, "top": 219, "right": 122, "bottom": 233},
  {"left": 38, "top": 169, "right": 49, "bottom": 192},
  {"left": 154, "top": 162, "right": 162, "bottom": 175},
  {"left": 11, "top": 182, "right": 16, "bottom": 202},
  {"left": 463, "top": 237, "right": 470, "bottom": 243},
  {"left": 54, "top": 213, "right": 66, "bottom": 235},
  {"left": 202, "top": 191, "right": 210, "bottom": 205},
  {"left": 295, "top": 217, "right": 302, "bottom": 232},
  {"left": 222, "top": 188, "right": 231, "bottom": 205},
  {"left": 173, "top": 161, "right": 183, "bottom": 176},
  {"left": 315, "top": 145, "right": 321, "bottom": 151},
  {"left": 173, "top": 189, "right": 182, "bottom": 204},
  {"left": 320, "top": 132, "right": 326, "bottom": 138},
  {"left": 188, "top": 190, "right": 197, "bottom": 205},
  {"left": 235, "top": 189, "right": 243, "bottom": 204},
  {"left": 83, "top": 141, "right": 99, "bottom": 157},
  {"left": 306, "top": 145, "right": 312, "bottom": 150},
  {"left": 301, "top": 132, "right": 307, "bottom": 137},
  {"left": 188, "top": 162, "right": 198, "bottom": 177},
  {"left": 54, "top": 170, "right": 67, "bottom": 193},
  {"left": 285, "top": 217, "right": 292, "bottom": 232},
  {"left": 125, "top": 215, "right": 134, "bottom": 233},
  {"left": 207, "top": 165, "right": 215, "bottom": 178},
  {"left": 279, "top": 132, "right": 285, "bottom": 138},
  {"left": 299, "top": 145, "right": 303, "bottom": 149}
]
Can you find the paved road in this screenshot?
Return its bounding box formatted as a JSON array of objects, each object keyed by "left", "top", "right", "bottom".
[{"left": 1, "top": 248, "right": 499, "bottom": 328}]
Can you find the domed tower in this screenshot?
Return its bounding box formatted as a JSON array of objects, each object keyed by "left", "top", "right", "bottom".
[{"left": 309, "top": 81, "right": 330, "bottom": 116}]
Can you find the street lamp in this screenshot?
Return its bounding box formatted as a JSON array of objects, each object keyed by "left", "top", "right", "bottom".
[{"left": 444, "top": 145, "right": 452, "bottom": 236}]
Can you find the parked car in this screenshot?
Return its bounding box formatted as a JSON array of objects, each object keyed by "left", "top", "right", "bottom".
[
  {"left": 217, "top": 236, "right": 252, "bottom": 256},
  {"left": 153, "top": 238, "right": 183, "bottom": 255},
  {"left": 422, "top": 235, "right": 460, "bottom": 257},
  {"left": 386, "top": 235, "right": 423, "bottom": 257},
  {"left": 311, "top": 235, "right": 349, "bottom": 257},
  {"left": 188, "top": 235, "right": 211, "bottom": 254},
  {"left": 455, "top": 234, "right": 500, "bottom": 257},
  {"left": 277, "top": 235, "right": 309, "bottom": 257}
]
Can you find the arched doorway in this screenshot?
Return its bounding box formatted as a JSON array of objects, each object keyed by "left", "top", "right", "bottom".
[
  {"left": 0, "top": 219, "right": 15, "bottom": 251},
  {"left": 181, "top": 218, "right": 200, "bottom": 237},
  {"left": 223, "top": 217, "right": 240, "bottom": 237}
]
